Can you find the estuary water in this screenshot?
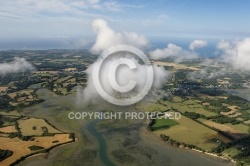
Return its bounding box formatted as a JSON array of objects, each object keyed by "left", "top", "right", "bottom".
[
  {"left": 18, "top": 89, "right": 234, "bottom": 166},
  {"left": 225, "top": 89, "right": 250, "bottom": 101},
  {"left": 86, "top": 119, "right": 115, "bottom": 166}
]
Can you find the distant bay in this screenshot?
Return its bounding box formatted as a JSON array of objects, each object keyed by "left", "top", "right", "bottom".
[{"left": 225, "top": 89, "right": 250, "bottom": 101}]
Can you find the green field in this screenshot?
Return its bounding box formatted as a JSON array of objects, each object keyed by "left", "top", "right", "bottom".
[
  {"left": 154, "top": 116, "right": 231, "bottom": 151},
  {"left": 33, "top": 73, "right": 54, "bottom": 77},
  {"left": 50, "top": 59, "right": 79, "bottom": 62},
  {"left": 160, "top": 99, "right": 217, "bottom": 117},
  {"left": 0, "top": 110, "right": 21, "bottom": 127},
  {"left": 136, "top": 102, "right": 168, "bottom": 112},
  {"left": 18, "top": 118, "right": 63, "bottom": 136},
  {"left": 222, "top": 147, "right": 241, "bottom": 158},
  {"left": 199, "top": 118, "right": 249, "bottom": 134},
  {"left": 1, "top": 121, "right": 15, "bottom": 127},
  {"left": 56, "top": 76, "right": 73, "bottom": 83},
  {"left": 224, "top": 123, "right": 249, "bottom": 133},
  {"left": 152, "top": 119, "right": 179, "bottom": 131}
]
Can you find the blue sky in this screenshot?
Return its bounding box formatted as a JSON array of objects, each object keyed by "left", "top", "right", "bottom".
[{"left": 0, "top": 0, "right": 250, "bottom": 49}]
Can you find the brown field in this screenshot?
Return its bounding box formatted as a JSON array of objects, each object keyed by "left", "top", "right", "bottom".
[
  {"left": 220, "top": 110, "right": 237, "bottom": 116},
  {"left": 0, "top": 86, "right": 8, "bottom": 93},
  {"left": 228, "top": 112, "right": 241, "bottom": 118},
  {"left": 25, "top": 99, "right": 34, "bottom": 102},
  {"left": 32, "top": 71, "right": 58, "bottom": 74},
  {"left": 201, "top": 120, "right": 248, "bottom": 139},
  {"left": 243, "top": 120, "right": 250, "bottom": 124},
  {"left": 202, "top": 102, "right": 210, "bottom": 106},
  {"left": 153, "top": 61, "right": 199, "bottom": 71},
  {"left": 10, "top": 102, "right": 19, "bottom": 107},
  {"left": 0, "top": 126, "right": 17, "bottom": 133},
  {"left": 236, "top": 117, "right": 244, "bottom": 122},
  {"left": 8, "top": 89, "right": 34, "bottom": 99},
  {"left": 221, "top": 105, "right": 240, "bottom": 117},
  {"left": 17, "top": 97, "right": 27, "bottom": 102},
  {"left": 0, "top": 110, "right": 21, "bottom": 117},
  {"left": 18, "top": 118, "right": 63, "bottom": 136},
  {"left": 228, "top": 105, "right": 238, "bottom": 110},
  {"left": 67, "top": 78, "right": 76, "bottom": 83},
  {"left": 217, "top": 79, "right": 229, "bottom": 85},
  {"left": 0, "top": 133, "right": 9, "bottom": 137},
  {"left": 0, "top": 134, "right": 72, "bottom": 166}
]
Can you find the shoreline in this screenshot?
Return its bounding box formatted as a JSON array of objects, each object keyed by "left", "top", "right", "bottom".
[
  {"left": 11, "top": 114, "right": 235, "bottom": 166},
  {"left": 141, "top": 119, "right": 236, "bottom": 165},
  {"left": 190, "top": 148, "right": 236, "bottom": 164},
  {"left": 16, "top": 138, "right": 77, "bottom": 166}
]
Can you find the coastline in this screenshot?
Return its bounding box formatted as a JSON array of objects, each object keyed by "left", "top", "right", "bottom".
[
  {"left": 16, "top": 138, "right": 76, "bottom": 166},
  {"left": 190, "top": 149, "right": 236, "bottom": 164},
  {"left": 12, "top": 114, "right": 235, "bottom": 166},
  {"left": 140, "top": 120, "right": 236, "bottom": 165}
]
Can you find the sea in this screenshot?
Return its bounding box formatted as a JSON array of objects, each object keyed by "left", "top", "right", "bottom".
[{"left": 0, "top": 37, "right": 220, "bottom": 58}]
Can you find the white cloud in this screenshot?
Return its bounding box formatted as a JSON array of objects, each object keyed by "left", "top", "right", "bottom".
[
  {"left": 90, "top": 19, "right": 149, "bottom": 54},
  {"left": 0, "top": 58, "right": 35, "bottom": 75},
  {"left": 0, "top": 0, "right": 98, "bottom": 38},
  {"left": 0, "top": 0, "right": 142, "bottom": 18},
  {"left": 77, "top": 57, "right": 168, "bottom": 106},
  {"left": 187, "top": 67, "right": 227, "bottom": 80},
  {"left": 149, "top": 43, "right": 198, "bottom": 62},
  {"left": 103, "top": 1, "right": 122, "bottom": 11},
  {"left": 0, "top": 0, "right": 101, "bottom": 15},
  {"left": 217, "top": 38, "right": 250, "bottom": 70},
  {"left": 187, "top": 58, "right": 223, "bottom": 80},
  {"left": 189, "top": 40, "right": 208, "bottom": 50},
  {"left": 188, "top": 38, "right": 250, "bottom": 80},
  {"left": 77, "top": 18, "right": 167, "bottom": 107},
  {"left": 103, "top": 1, "right": 145, "bottom": 11},
  {"left": 0, "top": 1, "right": 147, "bottom": 40}
]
